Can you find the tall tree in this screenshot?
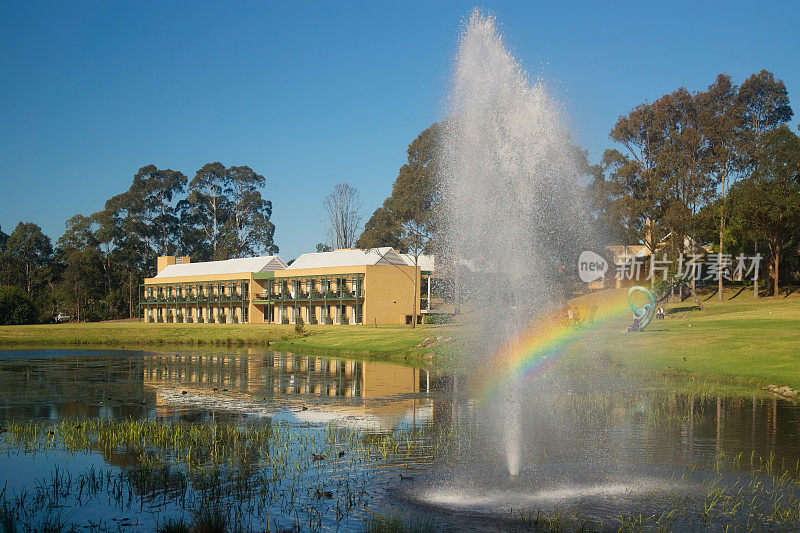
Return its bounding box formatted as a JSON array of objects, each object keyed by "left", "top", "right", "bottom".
[
  {"left": 106, "top": 165, "right": 187, "bottom": 258},
  {"left": 356, "top": 123, "right": 440, "bottom": 252},
  {"left": 729, "top": 125, "right": 800, "bottom": 297},
  {"left": 735, "top": 70, "right": 793, "bottom": 298},
  {"left": 323, "top": 183, "right": 362, "bottom": 249},
  {"left": 186, "top": 162, "right": 229, "bottom": 258},
  {"left": 357, "top": 123, "right": 441, "bottom": 327},
  {"left": 58, "top": 212, "right": 119, "bottom": 317},
  {"left": 697, "top": 74, "right": 744, "bottom": 299},
  {"left": 357, "top": 202, "right": 404, "bottom": 250},
  {"left": 55, "top": 247, "right": 105, "bottom": 322},
  {"left": 652, "top": 87, "right": 709, "bottom": 258},
  {"left": 222, "top": 165, "right": 278, "bottom": 257},
  {"left": 738, "top": 69, "right": 794, "bottom": 167},
  {"left": 5, "top": 222, "right": 53, "bottom": 295},
  {"left": 605, "top": 102, "right": 669, "bottom": 254}
]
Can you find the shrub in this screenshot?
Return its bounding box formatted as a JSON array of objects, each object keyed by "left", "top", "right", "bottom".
[
  {"left": 295, "top": 315, "right": 307, "bottom": 336},
  {"left": 0, "top": 285, "right": 38, "bottom": 325},
  {"left": 422, "top": 313, "right": 453, "bottom": 324}
]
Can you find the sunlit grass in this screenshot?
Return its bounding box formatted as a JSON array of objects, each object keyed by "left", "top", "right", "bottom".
[
  {"left": 0, "top": 321, "right": 453, "bottom": 364},
  {"left": 562, "top": 287, "right": 800, "bottom": 391}
]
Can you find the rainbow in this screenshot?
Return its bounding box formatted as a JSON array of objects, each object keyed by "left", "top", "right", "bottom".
[{"left": 474, "top": 289, "right": 633, "bottom": 401}]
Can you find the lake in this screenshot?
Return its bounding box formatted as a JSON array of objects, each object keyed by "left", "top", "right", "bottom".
[{"left": 1, "top": 347, "right": 799, "bottom": 531}]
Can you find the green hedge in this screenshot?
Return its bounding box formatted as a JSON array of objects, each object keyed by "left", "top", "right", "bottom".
[
  {"left": 0, "top": 286, "right": 38, "bottom": 325},
  {"left": 422, "top": 313, "right": 453, "bottom": 324}
]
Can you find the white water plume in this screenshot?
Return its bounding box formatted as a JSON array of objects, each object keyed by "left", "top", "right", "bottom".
[{"left": 437, "top": 10, "right": 591, "bottom": 475}]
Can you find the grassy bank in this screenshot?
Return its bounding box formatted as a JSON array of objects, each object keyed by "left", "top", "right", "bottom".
[
  {"left": 0, "top": 321, "right": 450, "bottom": 365},
  {"left": 1, "top": 289, "right": 798, "bottom": 387},
  {"left": 569, "top": 287, "right": 800, "bottom": 391}
]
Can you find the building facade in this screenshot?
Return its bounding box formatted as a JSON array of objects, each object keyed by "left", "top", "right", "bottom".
[{"left": 139, "top": 248, "right": 422, "bottom": 326}]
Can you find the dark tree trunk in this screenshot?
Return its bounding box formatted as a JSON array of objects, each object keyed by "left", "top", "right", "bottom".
[
  {"left": 753, "top": 242, "right": 759, "bottom": 299},
  {"left": 773, "top": 242, "right": 780, "bottom": 298}
]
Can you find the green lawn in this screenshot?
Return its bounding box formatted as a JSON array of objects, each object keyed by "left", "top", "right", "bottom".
[
  {"left": 1, "top": 290, "right": 798, "bottom": 388},
  {"left": 0, "top": 321, "right": 448, "bottom": 365},
  {"left": 573, "top": 288, "right": 800, "bottom": 390}
]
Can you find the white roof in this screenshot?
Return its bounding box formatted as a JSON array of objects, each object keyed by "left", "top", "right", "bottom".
[
  {"left": 288, "top": 247, "right": 408, "bottom": 270},
  {"left": 398, "top": 253, "right": 435, "bottom": 272},
  {"left": 155, "top": 256, "right": 287, "bottom": 279}
]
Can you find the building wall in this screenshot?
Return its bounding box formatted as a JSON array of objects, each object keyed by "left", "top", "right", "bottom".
[
  {"left": 142, "top": 272, "right": 253, "bottom": 324},
  {"left": 156, "top": 256, "right": 190, "bottom": 275},
  {"left": 363, "top": 264, "right": 419, "bottom": 326},
  {"left": 142, "top": 263, "right": 420, "bottom": 326}
]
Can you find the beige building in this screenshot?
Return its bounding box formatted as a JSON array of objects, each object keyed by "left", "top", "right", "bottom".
[{"left": 139, "top": 247, "right": 421, "bottom": 325}]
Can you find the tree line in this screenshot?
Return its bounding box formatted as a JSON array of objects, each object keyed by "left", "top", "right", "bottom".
[
  {"left": 591, "top": 69, "right": 798, "bottom": 298},
  {"left": 355, "top": 70, "right": 800, "bottom": 300},
  {"left": 2, "top": 68, "right": 797, "bottom": 324},
  {"left": 0, "top": 162, "right": 276, "bottom": 324}
]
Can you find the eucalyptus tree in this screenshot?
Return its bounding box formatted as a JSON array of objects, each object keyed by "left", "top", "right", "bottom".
[
  {"left": 357, "top": 202, "right": 404, "bottom": 250},
  {"left": 55, "top": 246, "right": 105, "bottom": 322},
  {"left": 106, "top": 165, "right": 187, "bottom": 258},
  {"left": 59, "top": 212, "right": 121, "bottom": 316},
  {"left": 223, "top": 165, "right": 278, "bottom": 257},
  {"left": 605, "top": 102, "right": 670, "bottom": 255},
  {"left": 357, "top": 123, "right": 440, "bottom": 253},
  {"left": 695, "top": 74, "right": 745, "bottom": 299},
  {"left": 651, "top": 87, "right": 709, "bottom": 257},
  {"left": 738, "top": 70, "right": 794, "bottom": 166},
  {"left": 102, "top": 165, "right": 186, "bottom": 316},
  {"left": 729, "top": 125, "right": 800, "bottom": 298},
  {"left": 186, "top": 162, "right": 229, "bottom": 258}
]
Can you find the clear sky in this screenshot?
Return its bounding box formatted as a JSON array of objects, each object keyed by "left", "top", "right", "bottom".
[{"left": 1, "top": 1, "right": 798, "bottom": 260}]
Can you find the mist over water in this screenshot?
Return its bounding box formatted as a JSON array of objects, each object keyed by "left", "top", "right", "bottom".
[{"left": 437, "top": 11, "right": 591, "bottom": 475}]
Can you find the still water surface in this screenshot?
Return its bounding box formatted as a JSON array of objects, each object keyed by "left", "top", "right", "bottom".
[{"left": 0, "top": 347, "right": 799, "bottom": 531}]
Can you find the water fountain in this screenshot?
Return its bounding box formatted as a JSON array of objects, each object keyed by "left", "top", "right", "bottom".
[
  {"left": 397, "top": 10, "right": 695, "bottom": 524},
  {"left": 437, "top": 9, "right": 591, "bottom": 477}
]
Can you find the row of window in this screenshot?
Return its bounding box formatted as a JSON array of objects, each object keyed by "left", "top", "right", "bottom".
[
  {"left": 260, "top": 277, "right": 363, "bottom": 298},
  {"left": 145, "top": 305, "right": 249, "bottom": 323},
  {"left": 144, "top": 282, "right": 250, "bottom": 300},
  {"left": 266, "top": 303, "right": 363, "bottom": 325}
]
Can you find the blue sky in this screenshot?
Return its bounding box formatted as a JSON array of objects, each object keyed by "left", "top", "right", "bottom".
[{"left": 1, "top": 1, "right": 798, "bottom": 261}]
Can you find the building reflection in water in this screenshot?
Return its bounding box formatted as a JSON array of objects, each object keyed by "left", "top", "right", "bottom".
[{"left": 142, "top": 352, "right": 438, "bottom": 431}]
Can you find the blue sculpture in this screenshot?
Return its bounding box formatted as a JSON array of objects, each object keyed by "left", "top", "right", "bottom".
[{"left": 627, "top": 286, "right": 656, "bottom": 332}]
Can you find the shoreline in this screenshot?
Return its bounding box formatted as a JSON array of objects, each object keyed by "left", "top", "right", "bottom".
[{"left": 0, "top": 322, "right": 451, "bottom": 367}]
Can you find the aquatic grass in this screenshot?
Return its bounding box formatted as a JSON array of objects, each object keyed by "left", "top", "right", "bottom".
[
  {"left": 0, "top": 417, "right": 459, "bottom": 531},
  {"left": 362, "top": 512, "right": 435, "bottom": 533},
  {"left": 3, "top": 385, "right": 800, "bottom": 531}
]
